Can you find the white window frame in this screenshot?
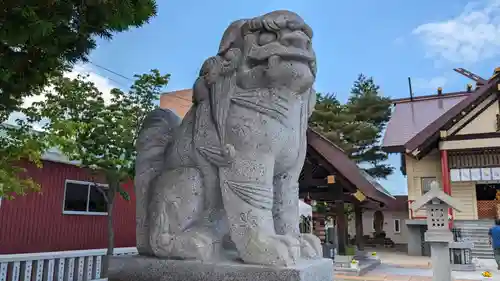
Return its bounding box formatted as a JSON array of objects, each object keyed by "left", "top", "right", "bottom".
[
  {"left": 394, "top": 218, "right": 401, "bottom": 234},
  {"left": 62, "top": 179, "right": 109, "bottom": 216}
]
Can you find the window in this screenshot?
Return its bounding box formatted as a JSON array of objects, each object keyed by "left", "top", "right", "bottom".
[
  {"left": 394, "top": 219, "right": 401, "bottom": 233},
  {"left": 63, "top": 180, "right": 108, "bottom": 215},
  {"left": 421, "top": 177, "right": 439, "bottom": 195}
]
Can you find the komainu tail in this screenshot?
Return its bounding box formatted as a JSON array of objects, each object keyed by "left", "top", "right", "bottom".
[{"left": 134, "top": 108, "right": 181, "bottom": 255}]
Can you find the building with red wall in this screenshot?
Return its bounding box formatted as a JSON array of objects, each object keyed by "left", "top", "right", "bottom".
[{"left": 0, "top": 152, "right": 136, "bottom": 254}]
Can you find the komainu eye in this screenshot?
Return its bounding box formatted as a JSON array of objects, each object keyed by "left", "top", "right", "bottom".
[{"left": 258, "top": 32, "right": 277, "bottom": 45}]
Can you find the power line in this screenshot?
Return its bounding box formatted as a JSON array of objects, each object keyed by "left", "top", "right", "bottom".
[
  {"left": 87, "top": 61, "right": 193, "bottom": 103},
  {"left": 89, "top": 61, "right": 133, "bottom": 81},
  {"left": 103, "top": 76, "right": 129, "bottom": 89}
]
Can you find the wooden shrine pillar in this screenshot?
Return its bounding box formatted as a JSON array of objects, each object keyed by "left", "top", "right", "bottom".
[
  {"left": 354, "top": 204, "right": 364, "bottom": 251},
  {"left": 335, "top": 199, "right": 347, "bottom": 255}
]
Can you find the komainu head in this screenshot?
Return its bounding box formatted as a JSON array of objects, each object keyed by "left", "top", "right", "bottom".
[{"left": 216, "top": 10, "right": 316, "bottom": 94}]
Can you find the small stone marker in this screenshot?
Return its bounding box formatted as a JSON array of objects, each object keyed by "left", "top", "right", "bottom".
[{"left": 411, "top": 184, "right": 463, "bottom": 281}]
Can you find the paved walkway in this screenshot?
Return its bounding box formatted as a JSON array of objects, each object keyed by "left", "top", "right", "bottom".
[
  {"left": 336, "top": 249, "right": 498, "bottom": 281},
  {"left": 374, "top": 251, "right": 431, "bottom": 269},
  {"left": 336, "top": 264, "right": 495, "bottom": 280}
]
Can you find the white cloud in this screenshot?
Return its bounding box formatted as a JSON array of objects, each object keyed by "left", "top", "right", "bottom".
[
  {"left": 64, "top": 64, "right": 118, "bottom": 104},
  {"left": 413, "top": 0, "right": 500, "bottom": 64},
  {"left": 412, "top": 76, "right": 448, "bottom": 91},
  {"left": 6, "top": 64, "right": 120, "bottom": 128}
]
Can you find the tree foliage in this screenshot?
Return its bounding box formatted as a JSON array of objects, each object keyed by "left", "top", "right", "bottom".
[
  {"left": 0, "top": 124, "right": 47, "bottom": 198},
  {"left": 0, "top": 0, "right": 157, "bottom": 117},
  {"left": 23, "top": 69, "right": 169, "bottom": 274},
  {"left": 25, "top": 69, "right": 169, "bottom": 193},
  {"left": 309, "top": 74, "right": 393, "bottom": 179},
  {"left": 0, "top": 0, "right": 157, "bottom": 198}
]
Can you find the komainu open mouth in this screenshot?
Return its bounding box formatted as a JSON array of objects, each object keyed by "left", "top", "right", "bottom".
[{"left": 247, "top": 42, "right": 315, "bottom": 64}]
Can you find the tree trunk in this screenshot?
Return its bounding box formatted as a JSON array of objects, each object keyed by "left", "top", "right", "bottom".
[{"left": 101, "top": 182, "right": 117, "bottom": 278}]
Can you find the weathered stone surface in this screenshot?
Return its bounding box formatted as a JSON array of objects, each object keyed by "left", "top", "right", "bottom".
[
  {"left": 134, "top": 9, "right": 322, "bottom": 267},
  {"left": 109, "top": 256, "right": 334, "bottom": 281}
]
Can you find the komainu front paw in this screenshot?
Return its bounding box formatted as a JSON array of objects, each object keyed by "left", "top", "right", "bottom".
[
  {"left": 300, "top": 233, "right": 323, "bottom": 259},
  {"left": 153, "top": 230, "right": 219, "bottom": 261},
  {"left": 240, "top": 229, "right": 300, "bottom": 267},
  {"left": 172, "top": 231, "right": 220, "bottom": 261}
]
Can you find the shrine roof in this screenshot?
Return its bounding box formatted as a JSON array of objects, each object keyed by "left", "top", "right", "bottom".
[{"left": 307, "top": 129, "right": 395, "bottom": 205}]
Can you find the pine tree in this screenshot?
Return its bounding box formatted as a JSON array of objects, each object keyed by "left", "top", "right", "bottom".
[
  {"left": 309, "top": 93, "right": 351, "bottom": 151},
  {"left": 309, "top": 74, "right": 393, "bottom": 179},
  {"left": 346, "top": 74, "right": 393, "bottom": 179}
]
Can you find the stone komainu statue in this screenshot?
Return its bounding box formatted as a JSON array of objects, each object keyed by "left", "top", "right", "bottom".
[{"left": 134, "top": 10, "right": 321, "bottom": 267}]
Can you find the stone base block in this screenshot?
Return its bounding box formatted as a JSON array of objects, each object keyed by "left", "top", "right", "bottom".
[
  {"left": 451, "top": 263, "right": 476, "bottom": 272},
  {"left": 109, "top": 255, "right": 334, "bottom": 281},
  {"left": 334, "top": 258, "right": 380, "bottom": 276}
]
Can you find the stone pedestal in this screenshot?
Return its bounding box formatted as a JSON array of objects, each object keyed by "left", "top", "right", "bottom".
[
  {"left": 109, "top": 256, "right": 334, "bottom": 281},
  {"left": 430, "top": 242, "right": 452, "bottom": 281}
]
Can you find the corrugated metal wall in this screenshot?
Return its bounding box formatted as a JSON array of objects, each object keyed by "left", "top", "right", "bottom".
[{"left": 0, "top": 161, "right": 136, "bottom": 254}]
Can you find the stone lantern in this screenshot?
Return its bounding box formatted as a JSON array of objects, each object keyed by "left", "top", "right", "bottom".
[{"left": 411, "top": 184, "right": 463, "bottom": 281}]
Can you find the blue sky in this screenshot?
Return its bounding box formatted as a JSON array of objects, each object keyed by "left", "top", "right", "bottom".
[{"left": 78, "top": 0, "right": 500, "bottom": 195}]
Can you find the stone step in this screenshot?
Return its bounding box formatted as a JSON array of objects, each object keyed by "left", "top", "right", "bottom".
[
  {"left": 450, "top": 220, "right": 494, "bottom": 259},
  {"left": 459, "top": 233, "right": 489, "bottom": 236},
  {"left": 470, "top": 248, "right": 494, "bottom": 258},
  {"left": 474, "top": 245, "right": 493, "bottom": 250},
  {"left": 458, "top": 232, "right": 489, "bottom": 235},
  {"left": 454, "top": 220, "right": 494, "bottom": 224},
  {"left": 455, "top": 228, "right": 490, "bottom": 232},
  {"left": 472, "top": 253, "right": 494, "bottom": 259},
  {"left": 474, "top": 245, "right": 492, "bottom": 249}
]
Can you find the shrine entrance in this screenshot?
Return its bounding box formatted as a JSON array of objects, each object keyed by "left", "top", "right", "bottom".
[{"left": 476, "top": 183, "right": 500, "bottom": 219}]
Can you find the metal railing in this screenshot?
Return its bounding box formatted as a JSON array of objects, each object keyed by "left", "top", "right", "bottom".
[{"left": 0, "top": 247, "right": 137, "bottom": 281}]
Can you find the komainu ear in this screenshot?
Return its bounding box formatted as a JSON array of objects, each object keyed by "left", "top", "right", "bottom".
[
  {"left": 193, "top": 56, "right": 221, "bottom": 104},
  {"left": 218, "top": 20, "right": 247, "bottom": 56}
]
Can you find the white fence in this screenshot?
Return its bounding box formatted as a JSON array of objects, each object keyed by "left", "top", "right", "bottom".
[{"left": 0, "top": 247, "right": 137, "bottom": 281}]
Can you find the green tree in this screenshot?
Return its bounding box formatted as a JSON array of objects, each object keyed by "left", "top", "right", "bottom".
[
  {"left": 309, "top": 93, "right": 354, "bottom": 152},
  {"left": 346, "top": 74, "right": 393, "bottom": 178},
  {"left": 24, "top": 69, "right": 170, "bottom": 275},
  {"left": 0, "top": 124, "right": 47, "bottom": 198},
  {"left": 309, "top": 74, "right": 393, "bottom": 179},
  {"left": 0, "top": 0, "right": 157, "bottom": 117},
  {"left": 0, "top": 0, "right": 157, "bottom": 198}
]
